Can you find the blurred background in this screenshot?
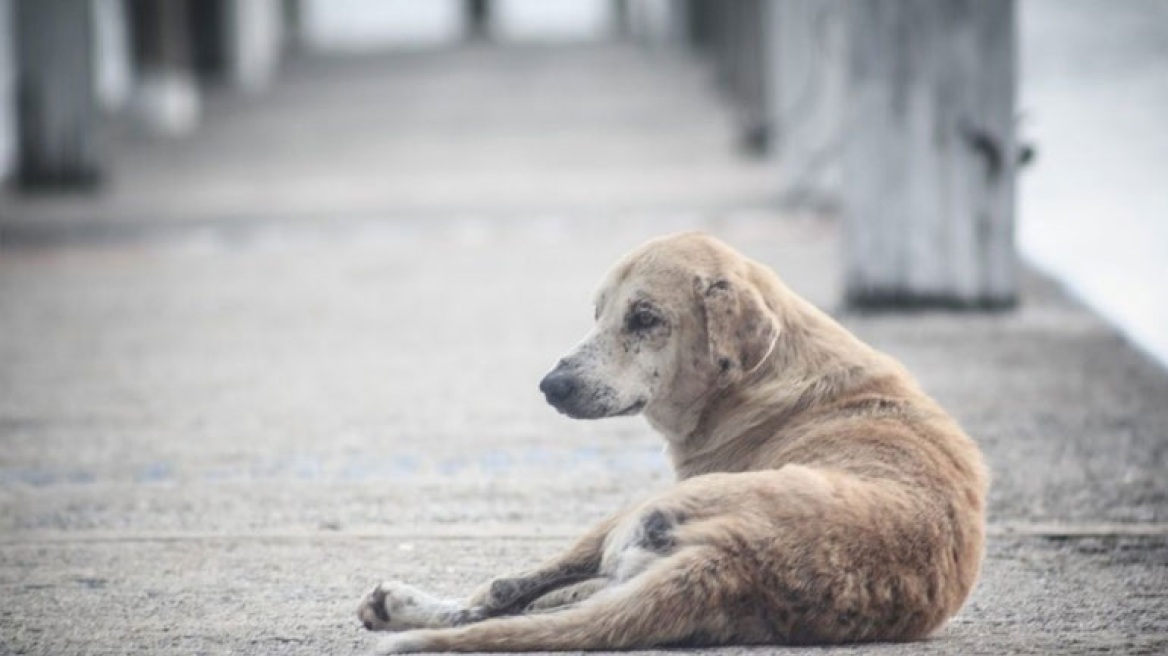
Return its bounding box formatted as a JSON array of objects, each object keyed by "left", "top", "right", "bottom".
[
  {"left": 1, "top": 2, "right": 1166, "bottom": 655},
  {"left": 0, "top": 0, "right": 1164, "bottom": 362}
]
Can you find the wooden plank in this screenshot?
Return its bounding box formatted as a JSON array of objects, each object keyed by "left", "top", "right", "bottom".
[
  {"left": 843, "top": 0, "right": 1018, "bottom": 308},
  {"left": 14, "top": 0, "right": 101, "bottom": 188}
]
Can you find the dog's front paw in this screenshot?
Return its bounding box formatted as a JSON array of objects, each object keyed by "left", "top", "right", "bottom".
[
  {"left": 358, "top": 581, "right": 468, "bottom": 632},
  {"left": 357, "top": 582, "right": 397, "bottom": 631},
  {"left": 357, "top": 581, "right": 435, "bottom": 631}
]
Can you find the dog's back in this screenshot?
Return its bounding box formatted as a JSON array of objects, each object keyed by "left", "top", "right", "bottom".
[{"left": 654, "top": 246, "right": 987, "bottom": 642}]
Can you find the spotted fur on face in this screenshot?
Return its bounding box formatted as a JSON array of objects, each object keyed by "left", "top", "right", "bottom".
[
  {"left": 540, "top": 292, "right": 674, "bottom": 419},
  {"left": 539, "top": 244, "right": 778, "bottom": 428}
]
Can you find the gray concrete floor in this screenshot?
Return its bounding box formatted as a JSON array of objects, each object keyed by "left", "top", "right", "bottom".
[{"left": 1, "top": 44, "right": 1166, "bottom": 655}]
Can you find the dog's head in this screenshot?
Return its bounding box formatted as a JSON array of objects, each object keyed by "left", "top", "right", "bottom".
[{"left": 539, "top": 233, "right": 781, "bottom": 422}]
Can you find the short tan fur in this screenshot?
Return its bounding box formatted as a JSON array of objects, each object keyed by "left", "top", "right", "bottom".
[{"left": 358, "top": 232, "right": 987, "bottom": 653}]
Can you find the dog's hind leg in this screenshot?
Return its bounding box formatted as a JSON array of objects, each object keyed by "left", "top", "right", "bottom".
[{"left": 374, "top": 546, "right": 760, "bottom": 654}]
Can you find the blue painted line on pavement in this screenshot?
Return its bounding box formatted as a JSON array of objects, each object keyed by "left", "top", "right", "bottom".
[{"left": 0, "top": 445, "right": 670, "bottom": 487}]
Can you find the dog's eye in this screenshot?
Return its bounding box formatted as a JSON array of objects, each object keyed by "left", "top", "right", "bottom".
[{"left": 628, "top": 307, "right": 662, "bottom": 331}]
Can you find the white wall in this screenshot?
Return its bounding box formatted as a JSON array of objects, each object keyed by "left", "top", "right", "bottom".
[
  {"left": 299, "top": 0, "right": 619, "bottom": 51},
  {"left": 494, "top": 0, "right": 614, "bottom": 42},
  {"left": 1019, "top": 0, "right": 1168, "bottom": 368},
  {"left": 300, "top": 0, "right": 464, "bottom": 51}
]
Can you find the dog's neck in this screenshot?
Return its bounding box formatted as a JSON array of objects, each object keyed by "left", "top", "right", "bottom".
[{"left": 649, "top": 293, "right": 896, "bottom": 479}]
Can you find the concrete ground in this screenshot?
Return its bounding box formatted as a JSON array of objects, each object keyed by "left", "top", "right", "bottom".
[{"left": 2, "top": 41, "right": 1166, "bottom": 656}]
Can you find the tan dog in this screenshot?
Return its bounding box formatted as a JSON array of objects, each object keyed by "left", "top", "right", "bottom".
[{"left": 358, "top": 232, "right": 987, "bottom": 653}]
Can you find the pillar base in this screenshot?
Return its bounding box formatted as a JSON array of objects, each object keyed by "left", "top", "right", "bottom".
[{"left": 129, "top": 69, "right": 200, "bottom": 137}]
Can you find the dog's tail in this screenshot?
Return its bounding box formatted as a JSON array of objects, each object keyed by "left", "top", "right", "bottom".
[{"left": 374, "top": 546, "right": 744, "bottom": 653}]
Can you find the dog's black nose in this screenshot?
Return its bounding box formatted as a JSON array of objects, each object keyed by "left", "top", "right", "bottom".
[{"left": 540, "top": 369, "right": 577, "bottom": 405}]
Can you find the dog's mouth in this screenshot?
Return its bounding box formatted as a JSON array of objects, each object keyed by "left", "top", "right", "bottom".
[
  {"left": 548, "top": 396, "right": 646, "bottom": 420},
  {"left": 614, "top": 399, "right": 647, "bottom": 416},
  {"left": 540, "top": 367, "right": 648, "bottom": 420}
]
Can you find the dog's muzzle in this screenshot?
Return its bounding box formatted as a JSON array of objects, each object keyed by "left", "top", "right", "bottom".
[
  {"left": 539, "top": 360, "right": 642, "bottom": 420},
  {"left": 539, "top": 360, "right": 609, "bottom": 419},
  {"left": 539, "top": 362, "right": 578, "bottom": 409}
]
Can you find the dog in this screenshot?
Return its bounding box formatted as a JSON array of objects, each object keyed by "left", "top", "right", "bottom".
[{"left": 357, "top": 232, "right": 987, "bottom": 653}]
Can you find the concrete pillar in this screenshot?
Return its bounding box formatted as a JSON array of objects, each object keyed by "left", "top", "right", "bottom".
[
  {"left": 771, "top": 0, "right": 847, "bottom": 210},
  {"left": 94, "top": 0, "right": 134, "bottom": 112},
  {"left": 685, "top": 0, "right": 715, "bottom": 50},
  {"left": 843, "top": 0, "right": 1018, "bottom": 309},
  {"left": 0, "top": 0, "right": 15, "bottom": 182},
  {"left": 731, "top": 0, "right": 768, "bottom": 153},
  {"left": 225, "top": 0, "right": 283, "bottom": 92},
  {"left": 710, "top": 1, "right": 737, "bottom": 94},
  {"left": 282, "top": 0, "right": 304, "bottom": 51},
  {"left": 701, "top": 0, "right": 770, "bottom": 154},
  {"left": 612, "top": 0, "right": 630, "bottom": 38},
  {"left": 625, "top": 0, "right": 685, "bottom": 48},
  {"left": 128, "top": 0, "right": 200, "bottom": 136},
  {"left": 466, "top": 0, "right": 491, "bottom": 40},
  {"left": 14, "top": 0, "right": 102, "bottom": 188}
]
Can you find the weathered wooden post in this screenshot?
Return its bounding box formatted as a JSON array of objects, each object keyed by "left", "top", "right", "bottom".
[
  {"left": 192, "top": 0, "right": 282, "bottom": 90},
  {"left": 843, "top": 0, "right": 1018, "bottom": 308},
  {"left": 0, "top": 0, "right": 15, "bottom": 182},
  {"left": 771, "top": 0, "right": 847, "bottom": 211},
  {"left": 466, "top": 0, "right": 491, "bottom": 40},
  {"left": 94, "top": 0, "right": 134, "bottom": 112},
  {"left": 223, "top": 0, "right": 283, "bottom": 92},
  {"left": 698, "top": 0, "right": 771, "bottom": 154},
  {"left": 730, "top": 0, "right": 769, "bottom": 153},
  {"left": 14, "top": 0, "right": 102, "bottom": 188},
  {"left": 707, "top": 2, "right": 735, "bottom": 94},
  {"left": 624, "top": 0, "right": 687, "bottom": 49},
  {"left": 685, "top": 0, "right": 715, "bottom": 50},
  {"left": 128, "top": 0, "right": 199, "bottom": 136}
]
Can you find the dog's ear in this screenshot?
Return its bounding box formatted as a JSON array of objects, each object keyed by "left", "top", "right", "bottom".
[{"left": 697, "top": 276, "right": 780, "bottom": 380}]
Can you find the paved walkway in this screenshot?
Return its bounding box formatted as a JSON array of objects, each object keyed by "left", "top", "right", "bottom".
[{"left": 1, "top": 44, "right": 1166, "bottom": 655}]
